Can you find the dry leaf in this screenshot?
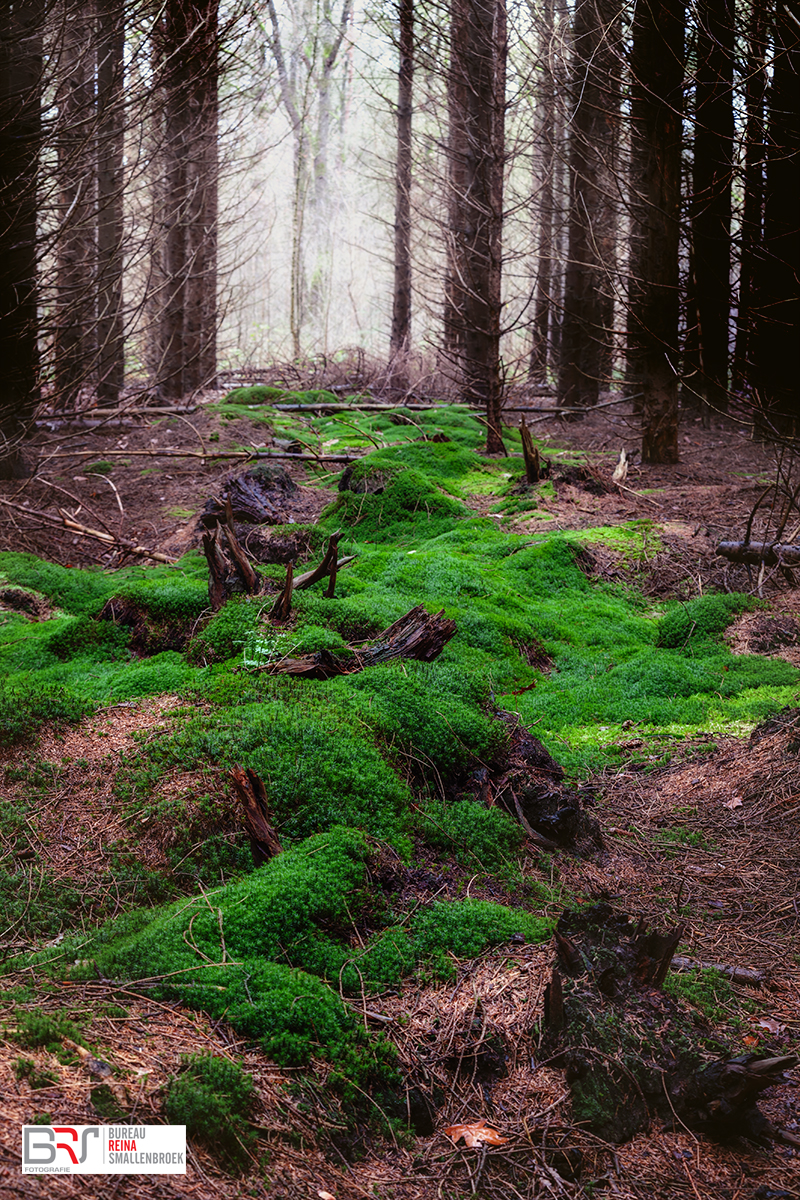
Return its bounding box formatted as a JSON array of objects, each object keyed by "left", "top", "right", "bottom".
[
  {"left": 757, "top": 1018, "right": 784, "bottom": 1034},
  {"left": 723, "top": 795, "right": 743, "bottom": 810},
  {"left": 444, "top": 1121, "right": 508, "bottom": 1148},
  {"left": 743, "top": 1034, "right": 760, "bottom": 1047},
  {"left": 317, "top": 1191, "right": 336, "bottom": 1200}
]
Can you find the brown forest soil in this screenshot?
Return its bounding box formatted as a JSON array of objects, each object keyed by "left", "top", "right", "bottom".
[{"left": 0, "top": 396, "right": 798, "bottom": 1199}]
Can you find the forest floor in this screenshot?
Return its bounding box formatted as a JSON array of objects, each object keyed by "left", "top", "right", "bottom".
[{"left": 0, "top": 390, "right": 798, "bottom": 1200}]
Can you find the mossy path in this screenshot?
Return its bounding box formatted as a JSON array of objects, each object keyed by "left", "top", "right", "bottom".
[{"left": 0, "top": 395, "right": 798, "bottom": 1198}]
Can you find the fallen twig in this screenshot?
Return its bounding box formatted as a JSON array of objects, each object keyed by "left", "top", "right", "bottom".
[{"left": 0, "top": 497, "right": 174, "bottom": 563}]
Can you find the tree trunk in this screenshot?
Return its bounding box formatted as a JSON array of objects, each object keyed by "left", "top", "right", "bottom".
[
  {"left": 751, "top": 0, "right": 800, "bottom": 433},
  {"left": 95, "top": 0, "right": 125, "bottom": 405},
  {"left": 527, "top": 0, "right": 555, "bottom": 385},
  {"left": 690, "top": 0, "right": 734, "bottom": 421},
  {"left": 732, "top": 0, "right": 767, "bottom": 394},
  {"left": 389, "top": 0, "right": 414, "bottom": 367},
  {"left": 557, "top": 0, "right": 620, "bottom": 411},
  {"left": 54, "top": 2, "right": 96, "bottom": 413},
  {"left": 626, "top": 0, "right": 684, "bottom": 464},
  {"left": 0, "top": 0, "right": 44, "bottom": 478},
  {"left": 159, "top": 0, "right": 218, "bottom": 402},
  {"left": 447, "top": 0, "right": 507, "bottom": 453}
]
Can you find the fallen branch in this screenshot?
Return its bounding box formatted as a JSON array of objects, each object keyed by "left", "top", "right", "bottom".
[
  {"left": 0, "top": 497, "right": 174, "bottom": 563},
  {"left": 717, "top": 539, "right": 800, "bottom": 567},
  {"left": 670, "top": 956, "right": 765, "bottom": 987},
  {"left": 44, "top": 448, "right": 362, "bottom": 464},
  {"left": 259, "top": 604, "right": 457, "bottom": 679}
]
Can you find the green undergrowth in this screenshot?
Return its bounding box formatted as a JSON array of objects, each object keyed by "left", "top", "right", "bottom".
[
  {"left": 3, "top": 405, "right": 800, "bottom": 1104},
  {"left": 28, "top": 830, "right": 551, "bottom": 1094},
  {"left": 165, "top": 1054, "right": 257, "bottom": 1172}
]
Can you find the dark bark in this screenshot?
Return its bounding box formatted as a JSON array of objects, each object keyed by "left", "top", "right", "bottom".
[
  {"left": 0, "top": 0, "right": 43, "bottom": 478},
  {"left": 751, "top": 0, "right": 800, "bottom": 431},
  {"left": 159, "top": 0, "right": 218, "bottom": 401},
  {"left": 95, "top": 0, "right": 126, "bottom": 405},
  {"left": 229, "top": 767, "right": 282, "bottom": 865},
  {"left": 689, "top": 0, "right": 734, "bottom": 420},
  {"left": 626, "top": 0, "right": 684, "bottom": 463},
  {"left": 716, "top": 539, "right": 800, "bottom": 567},
  {"left": 557, "top": 0, "right": 620, "bottom": 410},
  {"left": 732, "top": 0, "right": 767, "bottom": 393},
  {"left": 54, "top": 2, "right": 96, "bottom": 412},
  {"left": 528, "top": 0, "right": 556, "bottom": 384},
  {"left": 446, "top": 0, "right": 507, "bottom": 452},
  {"left": 389, "top": 0, "right": 414, "bottom": 365},
  {"left": 263, "top": 605, "right": 457, "bottom": 679}
]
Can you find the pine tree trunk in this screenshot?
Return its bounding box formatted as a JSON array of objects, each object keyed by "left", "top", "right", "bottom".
[
  {"left": 0, "top": 0, "right": 43, "bottom": 477},
  {"left": 54, "top": 2, "right": 96, "bottom": 412},
  {"left": 159, "top": 0, "right": 218, "bottom": 402},
  {"left": 626, "top": 0, "right": 684, "bottom": 464},
  {"left": 95, "top": 0, "right": 125, "bottom": 405},
  {"left": 751, "top": 0, "right": 800, "bottom": 432},
  {"left": 447, "top": 0, "right": 506, "bottom": 452},
  {"left": 557, "top": 0, "right": 620, "bottom": 411},
  {"left": 389, "top": 0, "right": 414, "bottom": 366},
  {"left": 732, "top": 0, "right": 767, "bottom": 394},
  {"left": 527, "top": 0, "right": 556, "bottom": 384},
  {"left": 690, "top": 0, "right": 734, "bottom": 421}
]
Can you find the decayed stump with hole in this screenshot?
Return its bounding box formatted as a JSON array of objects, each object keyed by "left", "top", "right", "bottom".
[{"left": 541, "top": 902, "right": 798, "bottom": 1145}]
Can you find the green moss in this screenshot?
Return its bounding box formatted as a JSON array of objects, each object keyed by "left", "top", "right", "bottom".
[
  {"left": 15, "top": 1058, "right": 59, "bottom": 1089},
  {"left": 413, "top": 799, "right": 524, "bottom": 869},
  {"left": 663, "top": 967, "right": 734, "bottom": 1021},
  {"left": 84, "top": 461, "right": 114, "bottom": 475},
  {"left": 321, "top": 467, "right": 468, "bottom": 543},
  {"left": 165, "top": 1054, "right": 257, "bottom": 1172},
  {"left": 658, "top": 593, "right": 757, "bottom": 648},
  {"left": 411, "top": 900, "right": 553, "bottom": 978},
  {"left": 0, "top": 682, "right": 93, "bottom": 747}
]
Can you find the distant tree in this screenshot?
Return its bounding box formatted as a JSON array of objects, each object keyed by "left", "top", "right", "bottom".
[
  {"left": 626, "top": 0, "right": 684, "bottom": 463},
  {"left": 264, "top": 0, "right": 352, "bottom": 358},
  {"left": 445, "top": 0, "right": 507, "bottom": 452},
  {"left": 0, "top": 0, "right": 44, "bottom": 477}
]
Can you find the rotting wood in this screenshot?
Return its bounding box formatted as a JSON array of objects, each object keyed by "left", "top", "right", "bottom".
[
  {"left": 269, "top": 560, "right": 294, "bottom": 622},
  {"left": 670, "top": 956, "right": 765, "bottom": 987},
  {"left": 229, "top": 766, "right": 282, "bottom": 866},
  {"left": 201, "top": 505, "right": 267, "bottom": 610},
  {"left": 0, "top": 497, "right": 175, "bottom": 564},
  {"left": 632, "top": 917, "right": 684, "bottom": 987},
  {"left": 519, "top": 415, "right": 544, "bottom": 484},
  {"left": 259, "top": 604, "right": 457, "bottom": 679},
  {"left": 544, "top": 967, "right": 564, "bottom": 1032},
  {"left": 717, "top": 539, "right": 800, "bottom": 567}
]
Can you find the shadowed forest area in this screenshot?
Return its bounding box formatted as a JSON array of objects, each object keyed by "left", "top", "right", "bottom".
[{"left": 0, "top": 1, "right": 799, "bottom": 1198}]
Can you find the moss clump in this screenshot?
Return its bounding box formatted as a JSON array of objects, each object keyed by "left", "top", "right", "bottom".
[
  {"left": 85, "top": 460, "right": 115, "bottom": 475},
  {"left": 15, "top": 1058, "right": 59, "bottom": 1089},
  {"left": 0, "top": 682, "right": 93, "bottom": 747},
  {"left": 413, "top": 798, "right": 524, "bottom": 869},
  {"left": 12, "top": 1011, "right": 83, "bottom": 1051},
  {"left": 411, "top": 899, "right": 553, "bottom": 978},
  {"left": 321, "top": 467, "right": 467, "bottom": 543},
  {"left": 663, "top": 967, "right": 734, "bottom": 1021},
  {"left": 165, "top": 1054, "right": 257, "bottom": 1172},
  {"left": 220, "top": 385, "right": 288, "bottom": 405},
  {"left": 658, "top": 593, "right": 755, "bottom": 648},
  {"left": 46, "top": 615, "right": 130, "bottom": 661}
]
